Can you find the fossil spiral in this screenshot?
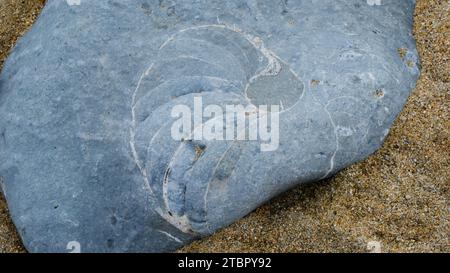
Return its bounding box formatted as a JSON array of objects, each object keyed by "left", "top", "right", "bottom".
[{"left": 131, "top": 25, "right": 304, "bottom": 234}]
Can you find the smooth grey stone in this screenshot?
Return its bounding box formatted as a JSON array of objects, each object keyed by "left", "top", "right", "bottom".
[{"left": 0, "top": 0, "right": 420, "bottom": 253}]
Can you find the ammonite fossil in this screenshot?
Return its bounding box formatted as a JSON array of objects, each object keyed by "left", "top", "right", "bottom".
[{"left": 0, "top": 0, "right": 419, "bottom": 252}]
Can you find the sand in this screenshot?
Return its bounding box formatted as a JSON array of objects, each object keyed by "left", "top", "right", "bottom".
[{"left": 0, "top": 0, "right": 448, "bottom": 253}]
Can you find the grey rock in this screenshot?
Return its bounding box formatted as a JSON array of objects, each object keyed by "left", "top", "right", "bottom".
[{"left": 0, "top": 0, "right": 419, "bottom": 252}]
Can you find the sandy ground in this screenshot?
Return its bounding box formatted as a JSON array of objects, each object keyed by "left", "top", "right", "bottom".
[{"left": 0, "top": 0, "right": 448, "bottom": 253}]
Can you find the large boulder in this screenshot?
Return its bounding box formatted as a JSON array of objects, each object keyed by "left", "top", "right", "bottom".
[{"left": 0, "top": 0, "right": 419, "bottom": 252}]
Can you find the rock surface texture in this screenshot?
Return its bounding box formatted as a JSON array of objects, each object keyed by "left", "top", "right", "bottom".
[{"left": 0, "top": 0, "right": 419, "bottom": 253}]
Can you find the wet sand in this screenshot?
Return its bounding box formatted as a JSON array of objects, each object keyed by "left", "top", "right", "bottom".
[{"left": 0, "top": 0, "right": 448, "bottom": 253}]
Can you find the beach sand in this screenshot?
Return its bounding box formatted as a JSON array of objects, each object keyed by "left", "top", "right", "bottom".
[{"left": 0, "top": 0, "right": 448, "bottom": 253}]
